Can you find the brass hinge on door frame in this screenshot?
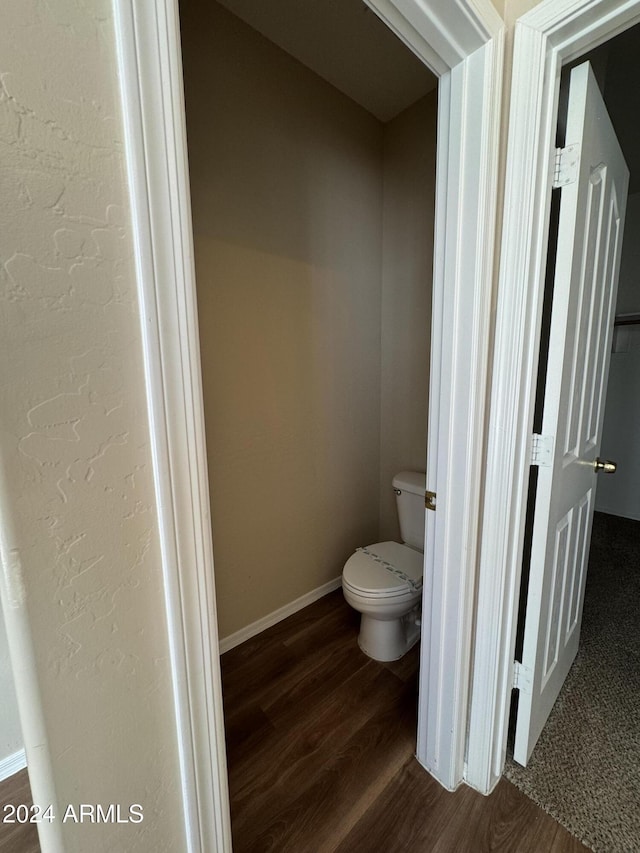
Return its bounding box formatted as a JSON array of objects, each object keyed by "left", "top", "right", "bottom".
[
  {"left": 553, "top": 144, "right": 580, "bottom": 188},
  {"left": 425, "top": 491, "right": 436, "bottom": 511}
]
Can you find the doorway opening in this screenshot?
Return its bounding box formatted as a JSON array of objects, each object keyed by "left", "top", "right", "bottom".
[
  {"left": 179, "top": 0, "right": 437, "bottom": 655},
  {"left": 116, "top": 0, "right": 503, "bottom": 838},
  {"left": 179, "top": 0, "right": 438, "bottom": 840},
  {"left": 505, "top": 25, "right": 640, "bottom": 851}
]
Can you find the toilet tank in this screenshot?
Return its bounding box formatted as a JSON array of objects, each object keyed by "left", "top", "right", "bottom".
[{"left": 392, "top": 471, "right": 426, "bottom": 552}]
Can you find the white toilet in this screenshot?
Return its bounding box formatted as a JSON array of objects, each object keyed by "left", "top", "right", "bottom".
[{"left": 342, "top": 471, "right": 426, "bottom": 662}]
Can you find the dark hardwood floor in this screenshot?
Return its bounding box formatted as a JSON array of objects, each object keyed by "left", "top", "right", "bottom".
[
  {"left": 0, "top": 769, "right": 39, "bottom": 853},
  {"left": 0, "top": 589, "right": 591, "bottom": 853},
  {"left": 221, "top": 589, "right": 589, "bottom": 853}
]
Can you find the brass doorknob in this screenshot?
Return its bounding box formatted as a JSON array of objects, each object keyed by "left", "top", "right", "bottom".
[{"left": 594, "top": 458, "right": 617, "bottom": 473}]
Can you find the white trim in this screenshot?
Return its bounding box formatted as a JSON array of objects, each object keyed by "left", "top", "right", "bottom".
[
  {"left": 0, "top": 454, "right": 64, "bottom": 852},
  {"left": 364, "top": 1, "right": 504, "bottom": 793},
  {"left": 365, "top": 0, "right": 502, "bottom": 75},
  {"left": 467, "top": 0, "right": 640, "bottom": 795},
  {"left": 0, "top": 749, "right": 26, "bottom": 783},
  {"left": 113, "top": 0, "right": 505, "bottom": 844},
  {"left": 113, "top": 3, "right": 231, "bottom": 852},
  {"left": 417, "top": 32, "right": 504, "bottom": 791},
  {"left": 219, "top": 579, "right": 342, "bottom": 655}
]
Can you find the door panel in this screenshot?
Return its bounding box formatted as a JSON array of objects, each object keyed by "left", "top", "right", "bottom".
[{"left": 513, "top": 61, "right": 629, "bottom": 766}]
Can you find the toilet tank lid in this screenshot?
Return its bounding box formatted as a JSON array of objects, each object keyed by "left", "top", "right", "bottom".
[{"left": 392, "top": 471, "right": 426, "bottom": 496}]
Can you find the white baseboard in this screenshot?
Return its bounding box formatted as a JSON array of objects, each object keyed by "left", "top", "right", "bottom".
[
  {"left": 218, "top": 577, "right": 342, "bottom": 654},
  {"left": 0, "top": 748, "right": 27, "bottom": 782}
]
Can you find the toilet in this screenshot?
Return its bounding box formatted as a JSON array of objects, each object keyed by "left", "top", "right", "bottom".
[{"left": 342, "top": 471, "right": 426, "bottom": 662}]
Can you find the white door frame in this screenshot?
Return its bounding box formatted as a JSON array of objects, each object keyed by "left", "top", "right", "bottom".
[
  {"left": 113, "top": 1, "right": 503, "bottom": 850},
  {"left": 466, "top": 0, "right": 640, "bottom": 795}
]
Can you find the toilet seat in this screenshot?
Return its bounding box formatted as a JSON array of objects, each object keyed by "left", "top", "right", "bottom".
[{"left": 342, "top": 541, "right": 423, "bottom": 597}]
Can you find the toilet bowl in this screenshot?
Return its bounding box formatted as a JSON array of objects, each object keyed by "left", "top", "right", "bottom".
[
  {"left": 342, "top": 541, "right": 423, "bottom": 661},
  {"left": 342, "top": 472, "right": 426, "bottom": 662}
]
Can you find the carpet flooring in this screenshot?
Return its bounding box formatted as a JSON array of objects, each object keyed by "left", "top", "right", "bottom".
[{"left": 504, "top": 512, "right": 640, "bottom": 853}]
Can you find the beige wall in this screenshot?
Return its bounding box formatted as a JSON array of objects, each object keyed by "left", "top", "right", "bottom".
[
  {"left": 379, "top": 95, "right": 435, "bottom": 540},
  {"left": 503, "top": 0, "right": 544, "bottom": 26},
  {"left": 0, "top": 3, "right": 183, "bottom": 850},
  {"left": 184, "top": 1, "right": 543, "bottom": 643},
  {"left": 0, "top": 0, "right": 550, "bottom": 840},
  {"left": 182, "top": 3, "right": 385, "bottom": 639},
  {"left": 0, "top": 612, "right": 22, "bottom": 766}
]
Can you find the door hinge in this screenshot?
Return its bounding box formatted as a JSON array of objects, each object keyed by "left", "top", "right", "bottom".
[
  {"left": 512, "top": 660, "right": 533, "bottom": 694},
  {"left": 425, "top": 491, "right": 436, "bottom": 511},
  {"left": 530, "top": 433, "right": 554, "bottom": 467},
  {"left": 553, "top": 144, "right": 580, "bottom": 188}
]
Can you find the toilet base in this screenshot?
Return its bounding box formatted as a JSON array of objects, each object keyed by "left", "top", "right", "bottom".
[{"left": 358, "top": 605, "right": 421, "bottom": 662}]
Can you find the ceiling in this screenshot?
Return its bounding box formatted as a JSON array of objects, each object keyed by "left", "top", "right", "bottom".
[
  {"left": 206, "top": 5, "right": 640, "bottom": 187},
  {"left": 215, "top": 0, "right": 437, "bottom": 122}
]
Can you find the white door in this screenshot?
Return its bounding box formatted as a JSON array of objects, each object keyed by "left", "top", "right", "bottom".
[{"left": 513, "top": 61, "right": 629, "bottom": 766}]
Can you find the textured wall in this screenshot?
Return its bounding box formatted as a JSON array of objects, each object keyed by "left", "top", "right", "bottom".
[
  {"left": 379, "top": 95, "right": 435, "bottom": 541},
  {"left": 0, "top": 3, "right": 183, "bottom": 850},
  {"left": 182, "top": 3, "right": 384, "bottom": 639}
]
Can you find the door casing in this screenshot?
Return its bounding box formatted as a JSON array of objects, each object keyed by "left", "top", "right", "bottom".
[{"left": 467, "top": 0, "right": 640, "bottom": 795}]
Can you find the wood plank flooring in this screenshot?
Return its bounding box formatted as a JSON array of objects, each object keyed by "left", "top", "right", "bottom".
[
  {"left": 221, "top": 589, "right": 590, "bottom": 852},
  {"left": 0, "top": 589, "right": 591, "bottom": 853},
  {"left": 0, "top": 769, "right": 40, "bottom": 853}
]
